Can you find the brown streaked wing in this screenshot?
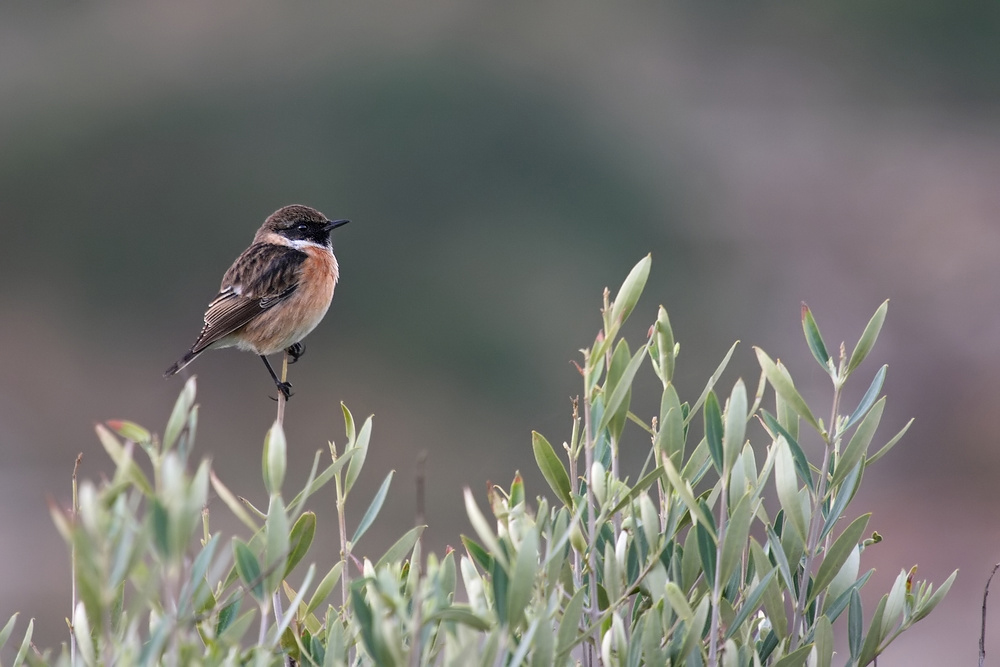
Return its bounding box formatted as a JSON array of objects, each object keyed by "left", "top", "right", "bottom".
[{"left": 190, "top": 244, "right": 306, "bottom": 353}]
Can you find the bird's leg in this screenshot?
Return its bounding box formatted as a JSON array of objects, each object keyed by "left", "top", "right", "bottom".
[
  {"left": 260, "top": 355, "right": 293, "bottom": 400},
  {"left": 285, "top": 342, "right": 305, "bottom": 364}
]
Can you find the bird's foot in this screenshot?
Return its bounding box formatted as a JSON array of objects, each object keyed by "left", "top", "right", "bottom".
[
  {"left": 286, "top": 343, "right": 305, "bottom": 364},
  {"left": 270, "top": 381, "right": 294, "bottom": 401}
]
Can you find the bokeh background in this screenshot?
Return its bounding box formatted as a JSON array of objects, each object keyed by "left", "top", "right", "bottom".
[{"left": 2, "top": 2, "right": 998, "bottom": 661}]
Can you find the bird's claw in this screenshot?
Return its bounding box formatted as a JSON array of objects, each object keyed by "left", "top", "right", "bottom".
[
  {"left": 270, "top": 381, "right": 294, "bottom": 401},
  {"left": 286, "top": 343, "right": 305, "bottom": 364}
]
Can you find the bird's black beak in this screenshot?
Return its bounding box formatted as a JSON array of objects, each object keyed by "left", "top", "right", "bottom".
[{"left": 324, "top": 219, "right": 350, "bottom": 231}]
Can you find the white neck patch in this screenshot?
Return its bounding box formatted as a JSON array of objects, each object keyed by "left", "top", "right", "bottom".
[{"left": 287, "top": 238, "right": 331, "bottom": 251}]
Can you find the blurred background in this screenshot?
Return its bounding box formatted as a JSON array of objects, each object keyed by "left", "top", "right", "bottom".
[{"left": 1, "top": 1, "right": 998, "bottom": 660}]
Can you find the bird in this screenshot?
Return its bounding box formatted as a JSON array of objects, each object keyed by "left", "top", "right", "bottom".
[{"left": 165, "top": 204, "right": 349, "bottom": 400}]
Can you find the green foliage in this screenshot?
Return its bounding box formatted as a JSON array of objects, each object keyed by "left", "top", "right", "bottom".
[{"left": 1, "top": 258, "right": 955, "bottom": 666}]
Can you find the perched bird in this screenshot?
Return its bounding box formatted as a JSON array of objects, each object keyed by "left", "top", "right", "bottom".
[{"left": 165, "top": 205, "right": 349, "bottom": 399}]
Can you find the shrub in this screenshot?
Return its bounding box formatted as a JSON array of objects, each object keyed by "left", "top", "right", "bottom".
[{"left": 0, "top": 256, "right": 954, "bottom": 666}]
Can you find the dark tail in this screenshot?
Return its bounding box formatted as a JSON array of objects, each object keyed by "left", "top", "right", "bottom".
[{"left": 164, "top": 349, "right": 201, "bottom": 378}]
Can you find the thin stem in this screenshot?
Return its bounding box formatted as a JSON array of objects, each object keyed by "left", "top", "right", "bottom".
[
  {"left": 409, "top": 451, "right": 426, "bottom": 667},
  {"left": 583, "top": 378, "right": 599, "bottom": 666},
  {"left": 790, "top": 382, "right": 842, "bottom": 649},
  {"left": 276, "top": 353, "right": 289, "bottom": 426},
  {"left": 70, "top": 453, "right": 82, "bottom": 667},
  {"left": 707, "top": 478, "right": 729, "bottom": 667},
  {"left": 568, "top": 399, "right": 583, "bottom": 594},
  {"left": 336, "top": 478, "right": 349, "bottom": 611},
  {"left": 258, "top": 600, "right": 270, "bottom": 646}
]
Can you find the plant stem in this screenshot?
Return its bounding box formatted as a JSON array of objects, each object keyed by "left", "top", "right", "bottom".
[
  {"left": 70, "top": 453, "right": 81, "bottom": 667},
  {"left": 276, "top": 352, "right": 289, "bottom": 427},
  {"left": 790, "top": 382, "right": 842, "bottom": 649},
  {"left": 583, "top": 369, "right": 599, "bottom": 666},
  {"left": 707, "top": 477, "right": 728, "bottom": 667}
]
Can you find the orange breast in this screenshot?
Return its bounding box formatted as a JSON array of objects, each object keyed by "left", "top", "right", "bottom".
[{"left": 236, "top": 247, "right": 340, "bottom": 355}]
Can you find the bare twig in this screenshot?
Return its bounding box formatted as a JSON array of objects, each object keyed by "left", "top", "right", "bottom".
[
  {"left": 981, "top": 563, "right": 1000, "bottom": 667},
  {"left": 409, "top": 451, "right": 427, "bottom": 667},
  {"left": 276, "top": 352, "right": 289, "bottom": 427},
  {"left": 70, "top": 453, "right": 82, "bottom": 667},
  {"left": 273, "top": 351, "right": 291, "bottom": 667}
]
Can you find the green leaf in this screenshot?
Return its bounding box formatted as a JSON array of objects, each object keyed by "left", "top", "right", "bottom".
[
  {"left": 681, "top": 596, "right": 711, "bottom": 661},
  {"left": 847, "top": 300, "right": 888, "bottom": 377},
  {"left": 772, "top": 645, "right": 812, "bottom": 667},
  {"left": 284, "top": 512, "right": 316, "bottom": 578},
  {"left": 814, "top": 615, "right": 834, "bottom": 667},
  {"left": 95, "top": 424, "right": 153, "bottom": 496},
  {"left": 351, "top": 470, "right": 394, "bottom": 546},
  {"left": 658, "top": 405, "right": 685, "bottom": 464},
  {"left": 273, "top": 564, "right": 315, "bottom": 644},
  {"left": 696, "top": 522, "right": 716, "bottom": 588},
  {"left": 664, "top": 581, "right": 694, "bottom": 622},
  {"left": 912, "top": 569, "right": 958, "bottom": 623},
  {"left": 654, "top": 305, "right": 676, "bottom": 383},
  {"left": 755, "top": 347, "right": 821, "bottom": 433},
  {"left": 491, "top": 556, "right": 509, "bottom": 625},
  {"left": 820, "top": 461, "right": 862, "bottom": 542},
  {"left": 610, "top": 254, "right": 651, "bottom": 326},
  {"left": 461, "top": 534, "right": 493, "bottom": 571},
  {"left": 233, "top": 539, "right": 264, "bottom": 602},
  {"left": 351, "top": 586, "right": 386, "bottom": 665},
  {"left": 375, "top": 525, "right": 425, "bottom": 570},
  {"left": 719, "top": 493, "right": 753, "bottom": 586},
  {"left": 265, "top": 495, "right": 290, "bottom": 594},
  {"left": 425, "top": 607, "right": 492, "bottom": 632},
  {"left": 0, "top": 613, "right": 18, "bottom": 652},
  {"left": 216, "top": 598, "right": 240, "bottom": 635},
  {"left": 605, "top": 339, "right": 634, "bottom": 442},
  {"left": 556, "top": 587, "right": 586, "bottom": 658},
  {"left": 150, "top": 498, "right": 171, "bottom": 558},
  {"left": 859, "top": 593, "right": 888, "bottom": 664},
  {"left": 288, "top": 449, "right": 354, "bottom": 514},
  {"left": 866, "top": 418, "right": 914, "bottom": 467},
  {"left": 163, "top": 376, "right": 196, "bottom": 453},
  {"left": 343, "top": 407, "right": 373, "bottom": 496},
  {"left": 532, "top": 431, "right": 573, "bottom": 508},
  {"left": 506, "top": 529, "right": 538, "bottom": 629},
  {"left": 704, "top": 391, "right": 724, "bottom": 475},
  {"left": 844, "top": 365, "right": 887, "bottom": 432},
  {"left": 750, "top": 539, "right": 787, "bottom": 638},
  {"left": 178, "top": 534, "right": 220, "bottom": 616},
  {"left": 598, "top": 344, "right": 647, "bottom": 435},
  {"left": 802, "top": 303, "right": 832, "bottom": 372},
  {"left": 263, "top": 421, "right": 287, "bottom": 495},
  {"left": 12, "top": 617, "right": 32, "bottom": 666},
  {"left": 463, "top": 488, "right": 506, "bottom": 567},
  {"left": 210, "top": 471, "right": 259, "bottom": 532},
  {"left": 106, "top": 419, "right": 152, "bottom": 444},
  {"left": 687, "top": 342, "right": 740, "bottom": 426},
  {"left": 723, "top": 379, "right": 748, "bottom": 474},
  {"left": 766, "top": 525, "right": 795, "bottom": 596},
  {"left": 848, "top": 588, "right": 864, "bottom": 660},
  {"left": 812, "top": 514, "right": 870, "bottom": 602},
  {"left": 661, "top": 452, "right": 712, "bottom": 533},
  {"left": 724, "top": 567, "right": 776, "bottom": 640},
  {"left": 881, "top": 569, "right": 908, "bottom": 637},
  {"left": 306, "top": 562, "right": 344, "bottom": 616},
  {"left": 825, "top": 569, "right": 873, "bottom": 622},
  {"left": 760, "top": 410, "right": 814, "bottom": 491},
  {"left": 774, "top": 437, "right": 807, "bottom": 542},
  {"left": 609, "top": 467, "right": 663, "bottom": 517},
  {"left": 831, "top": 398, "right": 885, "bottom": 488}
]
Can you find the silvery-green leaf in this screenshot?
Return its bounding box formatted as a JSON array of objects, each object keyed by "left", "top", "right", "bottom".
[{"left": 847, "top": 300, "right": 888, "bottom": 377}]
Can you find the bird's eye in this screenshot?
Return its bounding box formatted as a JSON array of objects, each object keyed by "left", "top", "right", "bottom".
[{"left": 297, "top": 223, "right": 308, "bottom": 232}]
